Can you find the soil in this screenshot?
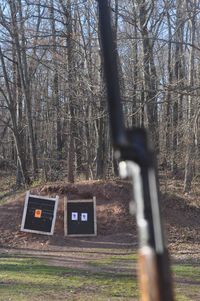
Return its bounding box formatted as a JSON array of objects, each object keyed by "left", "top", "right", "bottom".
[
  {"left": 0, "top": 175, "right": 199, "bottom": 265},
  {"left": 0, "top": 180, "right": 135, "bottom": 249}
]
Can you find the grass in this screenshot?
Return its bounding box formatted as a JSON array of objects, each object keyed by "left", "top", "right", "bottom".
[
  {"left": 173, "top": 263, "right": 200, "bottom": 301},
  {"left": 173, "top": 263, "right": 200, "bottom": 280},
  {"left": 87, "top": 252, "right": 138, "bottom": 265},
  {"left": 0, "top": 252, "right": 199, "bottom": 301},
  {"left": 0, "top": 253, "right": 138, "bottom": 300}
]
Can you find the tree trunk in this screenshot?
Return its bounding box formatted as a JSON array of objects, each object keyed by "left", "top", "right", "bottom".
[
  {"left": 10, "top": 0, "right": 38, "bottom": 178},
  {"left": 171, "top": 0, "right": 184, "bottom": 176},
  {"left": 64, "top": 0, "right": 76, "bottom": 183},
  {"left": 96, "top": 107, "right": 107, "bottom": 179},
  {"left": 50, "top": 0, "right": 62, "bottom": 160},
  {"left": 184, "top": 9, "right": 196, "bottom": 192},
  {"left": 137, "top": 0, "right": 159, "bottom": 150},
  {"left": 132, "top": 8, "right": 139, "bottom": 127},
  {"left": 0, "top": 46, "right": 30, "bottom": 185},
  {"left": 68, "top": 107, "right": 75, "bottom": 183},
  {"left": 165, "top": 11, "right": 173, "bottom": 162}
]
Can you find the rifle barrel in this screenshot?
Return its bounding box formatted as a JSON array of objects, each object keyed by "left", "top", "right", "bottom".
[
  {"left": 97, "top": 1, "right": 174, "bottom": 300},
  {"left": 98, "top": 0, "right": 126, "bottom": 148}
]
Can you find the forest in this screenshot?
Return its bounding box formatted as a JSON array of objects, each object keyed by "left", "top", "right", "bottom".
[{"left": 0, "top": 0, "right": 199, "bottom": 192}]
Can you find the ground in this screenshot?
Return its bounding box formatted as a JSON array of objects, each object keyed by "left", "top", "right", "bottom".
[
  {"left": 0, "top": 171, "right": 200, "bottom": 300},
  {"left": 0, "top": 171, "right": 199, "bottom": 260}
]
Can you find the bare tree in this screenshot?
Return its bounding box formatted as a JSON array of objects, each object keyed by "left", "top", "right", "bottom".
[
  {"left": 184, "top": 0, "right": 197, "bottom": 192},
  {"left": 9, "top": 0, "right": 38, "bottom": 178},
  {"left": 136, "top": 0, "right": 159, "bottom": 150},
  {"left": 0, "top": 46, "right": 30, "bottom": 184}
]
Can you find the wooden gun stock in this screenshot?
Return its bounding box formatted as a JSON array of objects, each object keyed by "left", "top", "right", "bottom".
[
  {"left": 138, "top": 247, "right": 174, "bottom": 301},
  {"left": 138, "top": 247, "right": 161, "bottom": 301}
]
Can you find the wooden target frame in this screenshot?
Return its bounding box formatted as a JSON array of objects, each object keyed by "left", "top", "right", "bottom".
[
  {"left": 21, "top": 191, "right": 59, "bottom": 235},
  {"left": 64, "top": 197, "right": 97, "bottom": 237}
]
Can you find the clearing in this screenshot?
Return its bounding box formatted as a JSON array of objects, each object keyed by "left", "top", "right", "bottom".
[{"left": 0, "top": 171, "right": 200, "bottom": 300}]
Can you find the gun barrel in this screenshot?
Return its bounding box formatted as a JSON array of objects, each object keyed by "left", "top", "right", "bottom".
[
  {"left": 97, "top": 1, "right": 174, "bottom": 300},
  {"left": 98, "top": 0, "right": 126, "bottom": 147}
]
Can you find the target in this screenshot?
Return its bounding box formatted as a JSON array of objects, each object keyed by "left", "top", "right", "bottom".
[
  {"left": 21, "top": 191, "right": 58, "bottom": 235},
  {"left": 64, "top": 197, "right": 97, "bottom": 237}
]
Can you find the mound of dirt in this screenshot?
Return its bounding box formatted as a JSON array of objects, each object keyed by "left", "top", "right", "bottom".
[
  {"left": 0, "top": 180, "right": 135, "bottom": 249},
  {"left": 0, "top": 179, "right": 199, "bottom": 253}
]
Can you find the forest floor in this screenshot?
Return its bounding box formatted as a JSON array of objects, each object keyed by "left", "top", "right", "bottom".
[{"left": 0, "top": 170, "right": 200, "bottom": 300}]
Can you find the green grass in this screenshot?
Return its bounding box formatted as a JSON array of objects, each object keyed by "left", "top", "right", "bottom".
[
  {"left": 173, "top": 263, "right": 200, "bottom": 280},
  {"left": 86, "top": 252, "right": 137, "bottom": 268},
  {"left": 173, "top": 263, "right": 200, "bottom": 301},
  {"left": 0, "top": 252, "right": 199, "bottom": 300},
  {"left": 0, "top": 253, "right": 138, "bottom": 300}
]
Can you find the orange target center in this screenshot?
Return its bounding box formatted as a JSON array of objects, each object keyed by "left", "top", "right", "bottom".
[{"left": 35, "top": 209, "right": 42, "bottom": 218}]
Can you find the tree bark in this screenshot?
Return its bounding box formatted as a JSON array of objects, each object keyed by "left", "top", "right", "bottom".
[
  {"left": 10, "top": 0, "right": 38, "bottom": 178},
  {"left": 137, "top": 0, "right": 159, "bottom": 150},
  {"left": 0, "top": 46, "right": 30, "bottom": 185},
  {"left": 60, "top": 0, "right": 76, "bottom": 183},
  {"left": 184, "top": 4, "right": 196, "bottom": 192},
  {"left": 50, "top": 0, "right": 62, "bottom": 160}
]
